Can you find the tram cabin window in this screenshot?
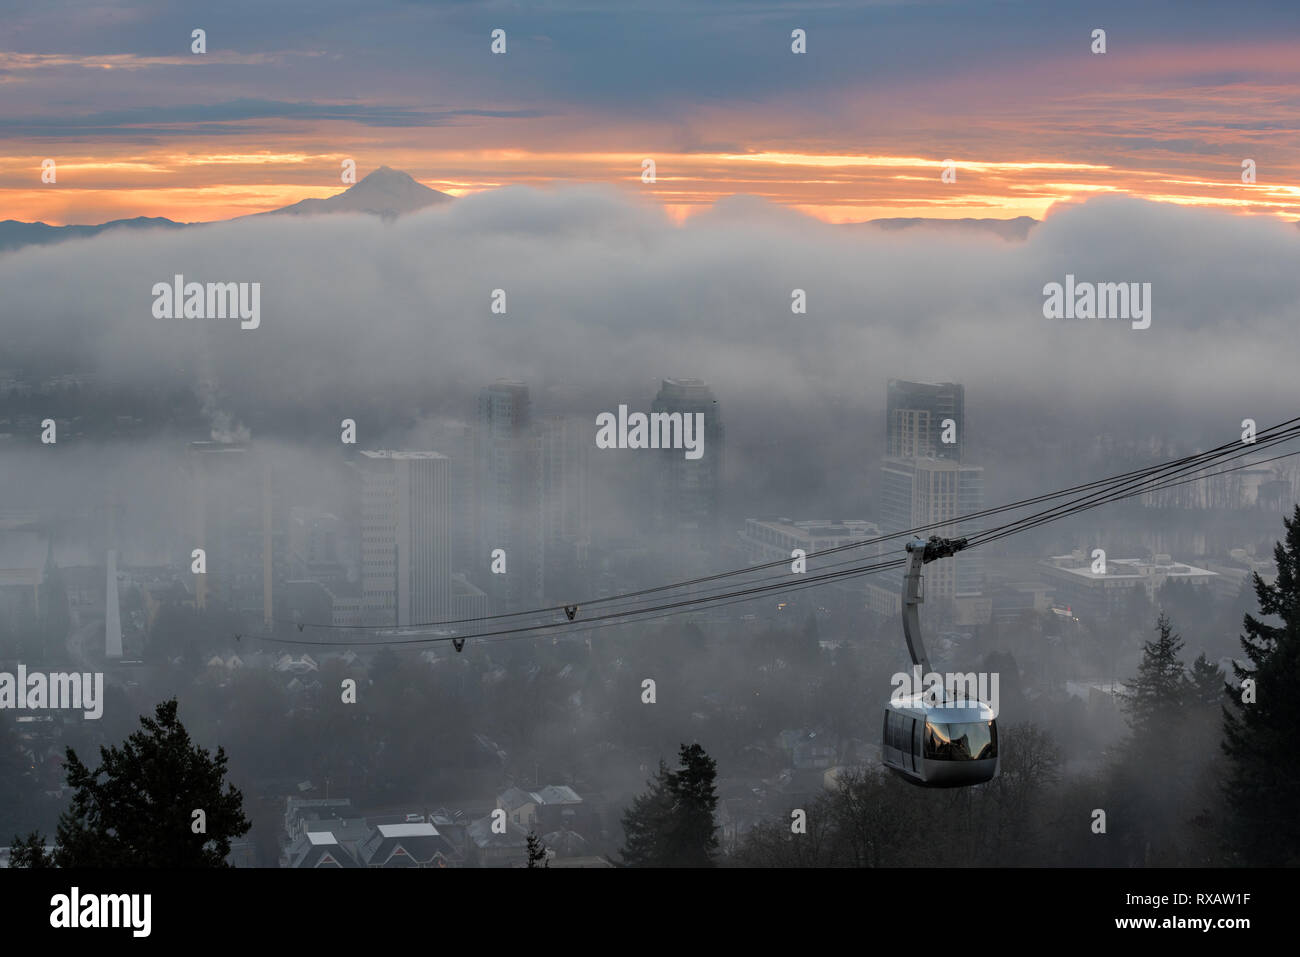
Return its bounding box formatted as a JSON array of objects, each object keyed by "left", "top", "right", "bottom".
[{"left": 924, "top": 719, "right": 997, "bottom": 761}]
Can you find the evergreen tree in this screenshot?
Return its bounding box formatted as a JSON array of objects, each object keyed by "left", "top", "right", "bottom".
[
  {"left": 526, "top": 831, "right": 549, "bottom": 868},
  {"left": 620, "top": 742, "right": 719, "bottom": 867},
  {"left": 1181, "top": 653, "right": 1231, "bottom": 866},
  {"left": 666, "top": 742, "right": 720, "bottom": 866},
  {"left": 1107, "top": 612, "right": 1195, "bottom": 864},
  {"left": 1223, "top": 505, "right": 1300, "bottom": 865},
  {"left": 1124, "top": 612, "right": 1190, "bottom": 739},
  {"left": 11, "top": 698, "right": 251, "bottom": 867},
  {"left": 0, "top": 713, "right": 44, "bottom": 844},
  {"left": 8, "top": 831, "right": 52, "bottom": 868},
  {"left": 620, "top": 760, "right": 676, "bottom": 867},
  {"left": 1188, "top": 652, "right": 1225, "bottom": 710}
]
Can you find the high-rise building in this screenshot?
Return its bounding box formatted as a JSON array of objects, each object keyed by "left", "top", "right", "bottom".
[
  {"left": 886, "top": 379, "right": 965, "bottom": 461},
  {"left": 651, "top": 378, "right": 724, "bottom": 568},
  {"left": 869, "top": 379, "right": 984, "bottom": 621},
  {"left": 358, "top": 451, "right": 450, "bottom": 627},
  {"left": 868, "top": 457, "right": 985, "bottom": 617},
  {"left": 539, "top": 414, "right": 590, "bottom": 601},
  {"left": 186, "top": 441, "right": 285, "bottom": 623},
  {"left": 288, "top": 508, "right": 347, "bottom": 590},
  {"left": 430, "top": 423, "right": 475, "bottom": 578},
  {"left": 105, "top": 548, "right": 122, "bottom": 658},
  {"left": 474, "top": 382, "right": 544, "bottom": 609},
  {"left": 873, "top": 456, "right": 984, "bottom": 603}
]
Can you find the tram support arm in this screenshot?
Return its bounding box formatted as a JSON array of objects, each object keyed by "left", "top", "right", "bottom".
[{"left": 901, "top": 535, "right": 968, "bottom": 672}]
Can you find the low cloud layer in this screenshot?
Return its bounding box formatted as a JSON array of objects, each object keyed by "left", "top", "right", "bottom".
[{"left": 2, "top": 188, "right": 1297, "bottom": 520}]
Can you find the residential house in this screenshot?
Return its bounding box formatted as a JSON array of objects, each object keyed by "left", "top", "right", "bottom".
[
  {"left": 357, "top": 822, "right": 459, "bottom": 868},
  {"left": 283, "top": 831, "right": 359, "bottom": 868}
]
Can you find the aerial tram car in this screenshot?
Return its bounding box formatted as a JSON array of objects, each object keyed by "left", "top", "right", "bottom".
[{"left": 880, "top": 535, "right": 999, "bottom": 788}]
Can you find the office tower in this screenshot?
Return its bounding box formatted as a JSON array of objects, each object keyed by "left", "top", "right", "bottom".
[
  {"left": 429, "top": 423, "right": 475, "bottom": 578},
  {"left": 869, "top": 379, "right": 984, "bottom": 620},
  {"left": 288, "top": 508, "right": 347, "bottom": 589},
  {"left": 358, "top": 451, "right": 451, "bottom": 628},
  {"left": 105, "top": 548, "right": 122, "bottom": 658},
  {"left": 886, "top": 379, "right": 965, "bottom": 461},
  {"left": 539, "top": 414, "right": 591, "bottom": 601},
  {"left": 872, "top": 457, "right": 984, "bottom": 606},
  {"left": 475, "top": 381, "right": 543, "bottom": 609},
  {"left": 651, "top": 378, "right": 724, "bottom": 570},
  {"left": 187, "top": 441, "right": 285, "bottom": 622},
  {"left": 740, "top": 518, "right": 880, "bottom": 612}
]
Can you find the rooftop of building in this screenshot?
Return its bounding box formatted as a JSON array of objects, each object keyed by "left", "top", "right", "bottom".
[
  {"left": 888, "top": 378, "right": 962, "bottom": 390},
  {"left": 482, "top": 380, "right": 530, "bottom": 396},
  {"left": 657, "top": 378, "right": 715, "bottom": 400},
  {"left": 359, "top": 450, "right": 447, "bottom": 460},
  {"left": 881, "top": 456, "right": 982, "bottom": 471},
  {"left": 358, "top": 823, "right": 457, "bottom": 865},
  {"left": 377, "top": 822, "right": 440, "bottom": 838},
  {"left": 498, "top": 786, "right": 540, "bottom": 810},
  {"left": 498, "top": 784, "right": 583, "bottom": 809},
  {"left": 188, "top": 440, "right": 249, "bottom": 453},
  {"left": 467, "top": 815, "right": 528, "bottom": 848},
  {"left": 535, "top": 785, "right": 583, "bottom": 806},
  {"left": 746, "top": 518, "right": 879, "bottom": 539},
  {"left": 1043, "top": 554, "right": 1217, "bottom": 580}
]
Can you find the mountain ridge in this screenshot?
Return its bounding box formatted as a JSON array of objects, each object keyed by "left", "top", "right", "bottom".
[
  {"left": 0, "top": 167, "right": 453, "bottom": 252},
  {"left": 3, "top": 173, "right": 1059, "bottom": 252},
  {"left": 842, "top": 216, "right": 1039, "bottom": 241}
]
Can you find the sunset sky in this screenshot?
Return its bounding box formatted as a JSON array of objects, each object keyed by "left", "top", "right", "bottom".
[{"left": 3, "top": 0, "right": 1299, "bottom": 226}]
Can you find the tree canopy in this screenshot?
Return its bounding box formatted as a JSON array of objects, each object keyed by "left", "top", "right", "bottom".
[
  {"left": 1223, "top": 505, "right": 1300, "bottom": 865},
  {"left": 621, "top": 742, "right": 719, "bottom": 867},
  {"left": 11, "top": 698, "right": 250, "bottom": 867}
]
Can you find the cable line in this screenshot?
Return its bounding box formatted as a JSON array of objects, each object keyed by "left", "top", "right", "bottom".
[
  {"left": 272, "top": 417, "right": 1300, "bottom": 633},
  {"left": 248, "top": 427, "right": 1299, "bottom": 648}
]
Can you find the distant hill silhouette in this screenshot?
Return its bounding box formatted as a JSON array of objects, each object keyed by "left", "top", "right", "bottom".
[
  {"left": 0, "top": 167, "right": 454, "bottom": 253},
  {"left": 0, "top": 216, "right": 187, "bottom": 253},
  {"left": 4, "top": 177, "right": 1052, "bottom": 253},
  {"left": 846, "top": 216, "right": 1039, "bottom": 240}
]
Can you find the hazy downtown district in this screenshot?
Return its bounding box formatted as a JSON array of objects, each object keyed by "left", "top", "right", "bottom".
[{"left": 1, "top": 165, "right": 1298, "bottom": 868}]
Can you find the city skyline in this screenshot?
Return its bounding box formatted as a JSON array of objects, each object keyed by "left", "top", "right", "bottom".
[{"left": 2, "top": 0, "right": 1298, "bottom": 897}]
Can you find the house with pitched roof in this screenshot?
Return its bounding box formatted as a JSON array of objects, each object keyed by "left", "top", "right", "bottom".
[
  {"left": 467, "top": 814, "right": 528, "bottom": 868},
  {"left": 283, "top": 831, "right": 359, "bottom": 868},
  {"left": 497, "top": 786, "right": 541, "bottom": 829},
  {"left": 357, "top": 822, "right": 458, "bottom": 868}
]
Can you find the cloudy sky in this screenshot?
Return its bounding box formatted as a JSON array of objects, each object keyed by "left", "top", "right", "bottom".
[
  {"left": 3, "top": 186, "right": 1296, "bottom": 454},
  {"left": 3, "top": 0, "right": 1300, "bottom": 224},
  {"left": 4, "top": 183, "right": 1298, "bottom": 559}
]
